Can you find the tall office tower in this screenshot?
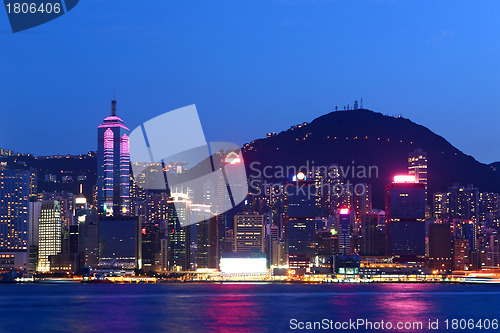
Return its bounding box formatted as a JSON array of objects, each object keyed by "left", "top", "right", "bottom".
[
  {"left": 37, "top": 200, "right": 63, "bottom": 272},
  {"left": 98, "top": 216, "right": 142, "bottom": 270},
  {"left": 360, "top": 211, "right": 385, "bottom": 256},
  {"left": 350, "top": 183, "right": 372, "bottom": 234},
  {"left": 337, "top": 208, "right": 352, "bottom": 255},
  {"left": 268, "top": 224, "right": 280, "bottom": 267},
  {"left": 97, "top": 99, "right": 130, "bottom": 217},
  {"left": 385, "top": 175, "right": 426, "bottom": 263},
  {"left": 428, "top": 222, "right": 453, "bottom": 272},
  {"left": 453, "top": 239, "right": 470, "bottom": 270},
  {"left": 0, "top": 160, "right": 30, "bottom": 271},
  {"left": 286, "top": 173, "right": 316, "bottom": 269},
  {"left": 74, "top": 189, "right": 99, "bottom": 268},
  {"left": 166, "top": 193, "right": 191, "bottom": 271},
  {"left": 138, "top": 192, "right": 169, "bottom": 270},
  {"left": 196, "top": 216, "right": 219, "bottom": 269},
  {"left": 233, "top": 212, "right": 264, "bottom": 253},
  {"left": 189, "top": 204, "right": 212, "bottom": 270},
  {"left": 408, "top": 149, "right": 428, "bottom": 199},
  {"left": 78, "top": 209, "right": 99, "bottom": 268}
]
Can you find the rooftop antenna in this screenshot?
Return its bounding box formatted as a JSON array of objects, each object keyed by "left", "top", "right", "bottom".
[
  {"left": 111, "top": 91, "right": 117, "bottom": 116},
  {"left": 360, "top": 98, "right": 363, "bottom": 109}
]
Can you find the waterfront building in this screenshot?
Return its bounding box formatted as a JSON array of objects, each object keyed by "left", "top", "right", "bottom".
[
  {"left": 0, "top": 160, "right": 30, "bottom": 271},
  {"left": 98, "top": 216, "right": 142, "bottom": 270},
  {"left": 166, "top": 193, "right": 190, "bottom": 271},
  {"left": 285, "top": 173, "right": 316, "bottom": 269},
  {"left": 38, "top": 200, "right": 63, "bottom": 272},
  {"left": 337, "top": 208, "right": 352, "bottom": 255},
  {"left": 428, "top": 222, "right": 453, "bottom": 272},
  {"left": 196, "top": 216, "right": 218, "bottom": 270},
  {"left": 360, "top": 211, "right": 385, "bottom": 256},
  {"left": 385, "top": 175, "right": 426, "bottom": 263}
]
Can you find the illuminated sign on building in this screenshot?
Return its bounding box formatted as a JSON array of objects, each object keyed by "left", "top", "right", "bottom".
[
  {"left": 393, "top": 175, "right": 416, "bottom": 184},
  {"left": 220, "top": 257, "right": 267, "bottom": 274}
]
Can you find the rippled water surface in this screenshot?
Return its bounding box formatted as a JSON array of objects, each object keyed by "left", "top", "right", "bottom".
[{"left": 0, "top": 283, "right": 499, "bottom": 332}]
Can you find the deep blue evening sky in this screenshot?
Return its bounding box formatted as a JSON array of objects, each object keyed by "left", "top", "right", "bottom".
[{"left": 1, "top": 0, "right": 499, "bottom": 163}]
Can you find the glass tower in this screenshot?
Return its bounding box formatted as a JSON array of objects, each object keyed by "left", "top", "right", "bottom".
[
  {"left": 97, "top": 100, "right": 130, "bottom": 217},
  {"left": 0, "top": 160, "right": 30, "bottom": 252}
]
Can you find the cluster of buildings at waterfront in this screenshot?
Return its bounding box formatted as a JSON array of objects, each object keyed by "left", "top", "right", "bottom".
[{"left": 1, "top": 102, "right": 499, "bottom": 282}]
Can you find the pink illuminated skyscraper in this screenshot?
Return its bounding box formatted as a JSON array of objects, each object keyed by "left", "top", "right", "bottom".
[{"left": 97, "top": 100, "right": 130, "bottom": 217}]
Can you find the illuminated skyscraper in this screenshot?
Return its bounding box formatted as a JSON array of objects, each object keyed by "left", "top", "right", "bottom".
[
  {"left": 234, "top": 212, "right": 264, "bottom": 253},
  {"left": 0, "top": 160, "right": 30, "bottom": 271},
  {"left": 38, "top": 200, "right": 63, "bottom": 272},
  {"left": 337, "top": 208, "right": 352, "bottom": 255},
  {"left": 166, "top": 193, "right": 191, "bottom": 271},
  {"left": 0, "top": 160, "right": 30, "bottom": 252},
  {"left": 385, "top": 175, "right": 426, "bottom": 262},
  {"left": 196, "top": 216, "right": 218, "bottom": 269},
  {"left": 286, "top": 173, "right": 316, "bottom": 269},
  {"left": 408, "top": 149, "right": 428, "bottom": 199},
  {"left": 97, "top": 99, "right": 130, "bottom": 217}
]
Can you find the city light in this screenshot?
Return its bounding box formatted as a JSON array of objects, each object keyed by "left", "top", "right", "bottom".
[
  {"left": 220, "top": 258, "right": 268, "bottom": 274},
  {"left": 393, "top": 175, "right": 416, "bottom": 183}
]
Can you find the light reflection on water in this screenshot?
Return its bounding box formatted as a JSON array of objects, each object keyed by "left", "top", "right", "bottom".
[{"left": 0, "top": 283, "right": 498, "bottom": 332}]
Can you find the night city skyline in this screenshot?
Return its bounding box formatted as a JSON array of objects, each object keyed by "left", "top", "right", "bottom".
[{"left": 2, "top": 2, "right": 500, "bottom": 332}]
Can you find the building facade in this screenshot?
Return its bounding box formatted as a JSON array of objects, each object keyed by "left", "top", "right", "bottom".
[{"left": 97, "top": 99, "right": 131, "bottom": 217}]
